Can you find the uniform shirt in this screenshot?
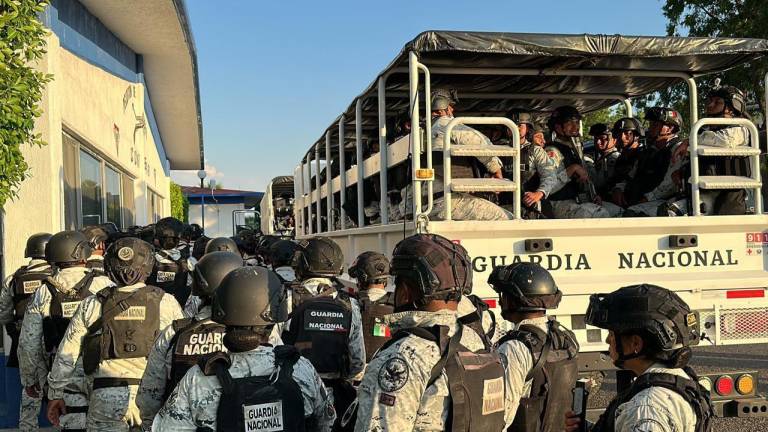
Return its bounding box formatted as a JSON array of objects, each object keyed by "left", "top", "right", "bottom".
[
  {"left": 613, "top": 364, "right": 697, "bottom": 432},
  {"left": 545, "top": 138, "right": 588, "bottom": 197},
  {"left": 496, "top": 316, "right": 549, "bottom": 428},
  {"left": 274, "top": 266, "right": 296, "bottom": 284},
  {"left": 699, "top": 125, "right": 749, "bottom": 148},
  {"left": 588, "top": 149, "right": 620, "bottom": 193},
  {"left": 355, "top": 309, "right": 505, "bottom": 432},
  {"left": 432, "top": 115, "right": 502, "bottom": 174},
  {"left": 296, "top": 277, "right": 365, "bottom": 379},
  {"left": 47, "top": 282, "right": 183, "bottom": 401},
  {"left": 613, "top": 137, "right": 685, "bottom": 203},
  {"left": 0, "top": 259, "right": 51, "bottom": 325},
  {"left": 152, "top": 345, "right": 336, "bottom": 432},
  {"left": 18, "top": 267, "right": 113, "bottom": 388},
  {"left": 502, "top": 141, "right": 561, "bottom": 198},
  {"left": 358, "top": 287, "right": 389, "bottom": 304}
]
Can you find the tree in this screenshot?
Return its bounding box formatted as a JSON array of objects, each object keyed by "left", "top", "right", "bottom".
[
  {"left": 663, "top": 0, "right": 768, "bottom": 120},
  {"left": 0, "top": 0, "right": 52, "bottom": 208},
  {"left": 170, "top": 182, "right": 189, "bottom": 223}
]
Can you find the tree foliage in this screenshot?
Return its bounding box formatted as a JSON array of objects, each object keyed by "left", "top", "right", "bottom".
[
  {"left": 170, "top": 182, "right": 189, "bottom": 223},
  {"left": 663, "top": 0, "right": 768, "bottom": 122},
  {"left": 0, "top": 0, "right": 52, "bottom": 208}
]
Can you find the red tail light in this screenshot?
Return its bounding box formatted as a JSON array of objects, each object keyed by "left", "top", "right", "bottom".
[{"left": 715, "top": 375, "right": 735, "bottom": 396}]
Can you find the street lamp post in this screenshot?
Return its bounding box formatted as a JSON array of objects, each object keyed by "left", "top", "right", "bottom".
[{"left": 197, "top": 169, "right": 206, "bottom": 233}]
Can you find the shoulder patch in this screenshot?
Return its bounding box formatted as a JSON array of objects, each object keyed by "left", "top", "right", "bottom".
[
  {"left": 379, "top": 393, "right": 396, "bottom": 406},
  {"left": 377, "top": 356, "right": 410, "bottom": 393},
  {"left": 547, "top": 151, "right": 557, "bottom": 158},
  {"left": 631, "top": 418, "right": 667, "bottom": 432}
]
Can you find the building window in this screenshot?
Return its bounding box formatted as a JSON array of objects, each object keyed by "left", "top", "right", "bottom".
[
  {"left": 147, "top": 189, "right": 162, "bottom": 223},
  {"left": 63, "top": 131, "right": 134, "bottom": 229}
]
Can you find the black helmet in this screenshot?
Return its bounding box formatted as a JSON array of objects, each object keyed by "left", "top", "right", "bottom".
[
  {"left": 612, "top": 117, "right": 645, "bottom": 139},
  {"left": 236, "top": 229, "right": 260, "bottom": 255},
  {"left": 644, "top": 107, "right": 684, "bottom": 133},
  {"left": 205, "top": 237, "right": 239, "bottom": 255},
  {"left": 588, "top": 123, "right": 610, "bottom": 137},
  {"left": 508, "top": 111, "right": 534, "bottom": 127},
  {"left": 104, "top": 237, "right": 155, "bottom": 286},
  {"left": 547, "top": 105, "right": 582, "bottom": 131},
  {"left": 25, "top": 233, "right": 52, "bottom": 259},
  {"left": 212, "top": 266, "right": 288, "bottom": 326},
  {"left": 390, "top": 234, "right": 471, "bottom": 308},
  {"left": 708, "top": 85, "right": 748, "bottom": 117},
  {"left": 183, "top": 224, "right": 204, "bottom": 241},
  {"left": 269, "top": 239, "right": 299, "bottom": 268},
  {"left": 192, "top": 235, "right": 211, "bottom": 261},
  {"left": 349, "top": 251, "right": 390, "bottom": 286},
  {"left": 80, "top": 225, "right": 109, "bottom": 249},
  {"left": 154, "top": 217, "right": 184, "bottom": 250},
  {"left": 293, "top": 237, "right": 344, "bottom": 278},
  {"left": 256, "top": 235, "right": 281, "bottom": 259},
  {"left": 488, "top": 262, "right": 562, "bottom": 311},
  {"left": 586, "top": 284, "right": 700, "bottom": 367},
  {"left": 192, "top": 251, "right": 243, "bottom": 298},
  {"left": 45, "top": 231, "right": 93, "bottom": 264}
]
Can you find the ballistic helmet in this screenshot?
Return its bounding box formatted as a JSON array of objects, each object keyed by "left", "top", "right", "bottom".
[
  {"left": 488, "top": 262, "right": 562, "bottom": 311},
  {"left": 349, "top": 251, "right": 390, "bottom": 286},
  {"left": 212, "top": 266, "right": 289, "bottom": 326},
  {"left": 431, "top": 88, "right": 459, "bottom": 111},
  {"left": 45, "top": 231, "right": 93, "bottom": 264},
  {"left": 612, "top": 117, "right": 645, "bottom": 139},
  {"left": 205, "top": 237, "right": 239, "bottom": 255},
  {"left": 192, "top": 251, "right": 243, "bottom": 298},
  {"left": 104, "top": 237, "right": 155, "bottom": 286},
  {"left": 293, "top": 237, "right": 344, "bottom": 278},
  {"left": 269, "top": 240, "right": 299, "bottom": 268},
  {"left": 25, "top": 233, "right": 52, "bottom": 259},
  {"left": 708, "top": 85, "right": 748, "bottom": 117},
  {"left": 644, "top": 107, "right": 684, "bottom": 133}
]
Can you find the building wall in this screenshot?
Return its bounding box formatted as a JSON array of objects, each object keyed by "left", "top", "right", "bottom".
[
  {"left": 188, "top": 202, "right": 245, "bottom": 239},
  {"left": 2, "top": 31, "right": 170, "bottom": 278}
]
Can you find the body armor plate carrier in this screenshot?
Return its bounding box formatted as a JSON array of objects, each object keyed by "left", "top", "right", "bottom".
[
  {"left": 591, "top": 366, "right": 714, "bottom": 432},
  {"left": 546, "top": 141, "right": 581, "bottom": 201},
  {"left": 166, "top": 317, "right": 227, "bottom": 400},
  {"left": 497, "top": 319, "right": 579, "bottom": 432},
  {"left": 359, "top": 294, "right": 394, "bottom": 363},
  {"left": 82, "top": 285, "right": 163, "bottom": 376},
  {"left": 41, "top": 272, "right": 96, "bottom": 362},
  {"left": 6, "top": 263, "right": 52, "bottom": 367},
  {"left": 201, "top": 345, "right": 307, "bottom": 432},
  {"left": 149, "top": 250, "right": 190, "bottom": 306},
  {"left": 380, "top": 324, "right": 507, "bottom": 432},
  {"left": 283, "top": 284, "right": 353, "bottom": 376}
]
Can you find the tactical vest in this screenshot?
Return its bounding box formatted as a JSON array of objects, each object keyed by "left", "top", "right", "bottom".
[
  {"left": 82, "top": 285, "right": 163, "bottom": 378},
  {"left": 429, "top": 151, "right": 483, "bottom": 180},
  {"left": 359, "top": 293, "right": 394, "bottom": 362},
  {"left": 458, "top": 294, "right": 496, "bottom": 350},
  {"left": 283, "top": 285, "right": 353, "bottom": 376},
  {"left": 381, "top": 325, "right": 506, "bottom": 432},
  {"left": 591, "top": 367, "right": 714, "bottom": 432},
  {"left": 497, "top": 320, "right": 579, "bottom": 432},
  {"left": 546, "top": 141, "right": 581, "bottom": 201},
  {"left": 624, "top": 138, "right": 678, "bottom": 204},
  {"left": 41, "top": 272, "right": 96, "bottom": 356},
  {"left": 86, "top": 258, "right": 106, "bottom": 277},
  {"left": 166, "top": 317, "right": 227, "bottom": 400},
  {"left": 6, "top": 263, "right": 52, "bottom": 367},
  {"left": 500, "top": 145, "right": 541, "bottom": 208},
  {"left": 201, "top": 346, "right": 306, "bottom": 432},
  {"left": 149, "top": 250, "right": 190, "bottom": 306}
]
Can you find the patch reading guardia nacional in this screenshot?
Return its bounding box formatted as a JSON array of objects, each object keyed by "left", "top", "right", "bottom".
[
  {"left": 156, "top": 271, "right": 176, "bottom": 283},
  {"left": 243, "top": 401, "right": 283, "bottom": 432},
  {"left": 482, "top": 377, "right": 504, "bottom": 415}
]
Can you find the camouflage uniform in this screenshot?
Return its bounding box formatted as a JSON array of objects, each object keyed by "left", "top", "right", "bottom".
[
  {"left": 587, "top": 148, "right": 620, "bottom": 194},
  {"left": 137, "top": 304, "right": 284, "bottom": 430},
  {"left": 496, "top": 316, "right": 549, "bottom": 428},
  {"left": 457, "top": 294, "right": 498, "bottom": 344},
  {"left": 18, "top": 267, "right": 113, "bottom": 430},
  {"left": 545, "top": 140, "right": 616, "bottom": 218},
  {"left": 0, "top": 259, "right": 53, "bottom": 431},
  {"left": 354, "top": 310, "right": 511, "bottom": 431},
  {"left": 151, "top": 346, "right": 336, "bottom": 431},
  {"left": 47, "top": 282, "right": 183, "bottom": 431}
]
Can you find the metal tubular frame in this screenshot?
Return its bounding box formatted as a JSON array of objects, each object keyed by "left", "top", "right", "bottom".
[
  {"left": 297, "top": 162, "right": 305, "bottom": 235},
  {"left": 443, "top": 117, "right": 521, "bottom": 221},
  {"left": 306, "top": 155, "right": 313, "bottom": 235},
  {"left": 417, "top": 62, "right": 433, "bottom": 216},
  {"left": 408, "top": 52, "right": 423, "bottom": 219},
  {"left": 355, "top": 99, "right": 365, "bottom": 227},
  {"left": 378, "top": 76, "right": 389, "bottom": 224},
  {"left": 325, "top": 131, "right": 333, "bottom": 231},
  {"left": 338, "top": 116, "right": 347, "bottom": 230},
  {"left": 315, "top": 145, "right": 321, "bottom": 233},
  {"left": 689, "top": 118, "right": 762, "bottom": 216}
]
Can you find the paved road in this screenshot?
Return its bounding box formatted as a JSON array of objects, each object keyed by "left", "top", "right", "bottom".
[{"left": 589, "top": 343, "right": 768, "bottom": 431}]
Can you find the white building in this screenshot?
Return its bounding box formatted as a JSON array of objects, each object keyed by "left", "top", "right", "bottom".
[{"left": 0, "top": 1, "right": 203, "bottom": 425}]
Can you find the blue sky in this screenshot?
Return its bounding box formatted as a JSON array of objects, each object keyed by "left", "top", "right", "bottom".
[{"left": 171, "top": 0, "right": 671, "bottom": 191}]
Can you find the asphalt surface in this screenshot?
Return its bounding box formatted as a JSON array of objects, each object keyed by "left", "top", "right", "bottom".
[{"left": 588, "top": 343, "right": 768, "bottom": 431}]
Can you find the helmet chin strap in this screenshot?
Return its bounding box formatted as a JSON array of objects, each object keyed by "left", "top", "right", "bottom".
[{"left": 612, "top": 333, "right": 644, "bottom": 369}]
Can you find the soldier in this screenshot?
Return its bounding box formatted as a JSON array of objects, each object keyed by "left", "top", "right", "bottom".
[
  {"left": 587, "top": 123, "right": 620, "bottom": 197},
  {"left": 489, "top": 262, "right": 578, "bottom": 431},
  {"left": 354, "top": 233, "right": 511, "bottom": 432},
  {"left": 152, "top": 266, "right": 336, "bottom": 431},
  {"left": 565, "top": 284, "right": 714, "bottom": 432},
  {"left": 269, "top": 239, "right": 299, "bottom": 283},
  {"left": 0, "top": 233, "right": 52, "bottom": 431},
  {"left": 499, "top": 111, "right": 562, "bottom": 214},
  {"left": 610, "top": 117, "right": 645, "bottom": 189},
  {"left": 531, "top": 124, "right": 547, "bottom": 147},
  {"left": 348, "top": 251, "right": 393, "bottom": 363},
  {"left": 282, "top": 237, "right": 364, "bottom": 430},
  {"left": 394, "top": 88, "right": 513, "bottom": 221},
  {"left": 137, "top": 251, "right": 244, "bottom": 429},
  {"left": 544, "top": 106, "right": 616, "bottom": 218},
  {"left": 19, "top": 231, "right": 113, "bottom": 431},
  {"left": 147, "top": 217, "right": 192, "bottom": 307},
  {"left": 47, "top": 237, "right": 183, "bottom": 431},
  {"left": 615, "top": 107, "right": 685, "bottom": 216},
  {"left": 81, "top": 225, "right": 109, "bottom": 277}
]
